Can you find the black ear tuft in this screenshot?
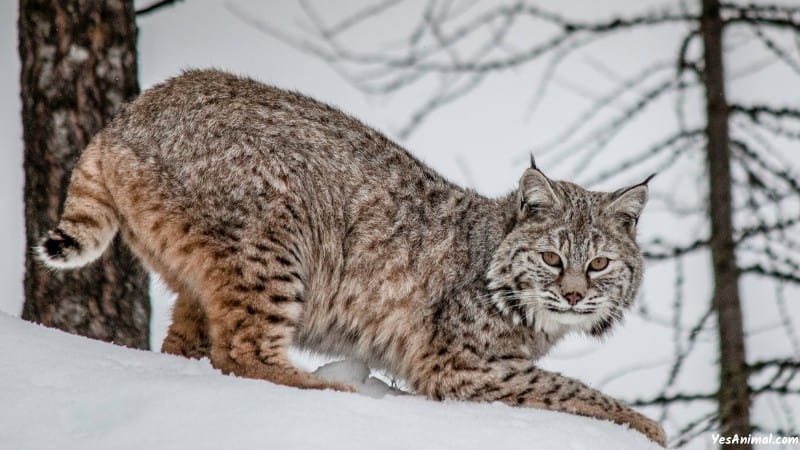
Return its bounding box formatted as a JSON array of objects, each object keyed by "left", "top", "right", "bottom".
[
  {"left": 529, "top": 153, "right": 537, "bottom": 170},
  {"left": 642, "top": 172, "right": 657, "bottom": 185}
]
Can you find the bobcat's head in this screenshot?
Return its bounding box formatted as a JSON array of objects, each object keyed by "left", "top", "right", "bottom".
[{"left": 487, "top": 164, "right": 649, "bottom": 338}]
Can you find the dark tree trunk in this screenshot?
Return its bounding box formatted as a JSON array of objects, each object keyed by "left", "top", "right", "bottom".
[
  {"left": 700, "top": 0, "right": 751, "bottom": 446},
  {"left": 19, "top": 0, "right": 150, "bottom": 349}
]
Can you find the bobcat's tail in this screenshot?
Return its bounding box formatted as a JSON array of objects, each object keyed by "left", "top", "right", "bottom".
[{"left": 37, "top": 140, "right": 119, "bottom": 269}]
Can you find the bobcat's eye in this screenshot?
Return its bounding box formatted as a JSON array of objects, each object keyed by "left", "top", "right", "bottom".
[
  {"left": 589, "top": 257, "right": 610, "bottom": 271},
  {"left": 541, "top": 251, "right": 562, "bottom": 268}
]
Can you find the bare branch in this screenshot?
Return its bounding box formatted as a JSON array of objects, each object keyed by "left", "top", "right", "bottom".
[
  {"left": 643, "top": 238, "right": 708, "bottom": 260},
  {"left": 750, "top": 25, "right": 800, "bottom": 76},
  {"left": 596, "top": 359, "right": 672, "bottom": 390},
  {"left": 136, "top": 0, "right": 183, "bottom": 16},
  {"left": 774, "top": 283, "right": 800, "bottom": 358},
  {"left": 528, "top": 74, "right": 680, "bottom": 174},
  {"left": 397, "top": 73, "right": 485, "bottom": 138},
  {"left": 675, "top": 28, "right": 702, "bottom": 134},
  {"left": 731, "top": 104, "right": 800, "bottom": 121},
  {"left": 671, "top": 412, "right": 718, "bottom": 448},
  {"left": 643, "top": 213, "right": 799, "bottom": 261},
  {"left": 581, "top": 129, "right": 703, "bottom": 187},
  {"left": 722, "top": 2, "right": 800, "bottom": 29},
  {"left": 241, "top": 3, "right": 694, "bottom": 75},
  {"left": 737, "top": 216, "right": 800, "bottom": 241},
  {"left": 659, "top": 305, "right": 716, "bottom": 395},
  {"left": 524, "top": 34, "right": 599, "bottom": 118},
  {"left": 749, "top": 359, "right": 800, "bottom": 375},
  {"left": 387, "top": 9, "right": 695, "bottom": 73},
  {"left": 731, "top": 136, "right": 800, "bottom": 193},
  {"left": 741, "top": 265, "right": 800, "bottom": 284},
  {"left": 395, "top": 1, "right": 523, "bottom": 137},
  {"left": 631, "top": 391, "right": 715, "bottom": 407},
  {"left": 322, "top": 0, "right": 405, "bottom": 38}
]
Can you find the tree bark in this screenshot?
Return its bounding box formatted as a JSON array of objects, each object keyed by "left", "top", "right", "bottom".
[
  {"left": 700, "top": 0, "right": 751, "bottom": 446},
  {"left": 19, "top": 0, "right": 150, "bottom": 349}
]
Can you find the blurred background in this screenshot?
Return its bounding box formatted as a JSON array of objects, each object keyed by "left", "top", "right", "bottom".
[{"left": 3, "top": 1, "right": 800, "bottom": 448}]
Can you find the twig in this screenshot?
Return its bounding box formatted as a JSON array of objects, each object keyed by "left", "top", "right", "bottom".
[{"left": 136, "top": 0, "right": 182, "bottom": 16}]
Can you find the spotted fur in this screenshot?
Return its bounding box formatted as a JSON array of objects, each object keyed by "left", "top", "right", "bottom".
[{"left": 38, "top": 69, "right": 665, "bottom": 446}]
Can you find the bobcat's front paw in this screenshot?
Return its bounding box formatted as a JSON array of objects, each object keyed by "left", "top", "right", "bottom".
[{"left": 625, "top": 411, "right": 666, "bottom": 447}]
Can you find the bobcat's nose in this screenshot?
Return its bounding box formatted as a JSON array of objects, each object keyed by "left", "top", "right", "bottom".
[{"left": 564, "top": 292, "right": 583, "bottom": 306}]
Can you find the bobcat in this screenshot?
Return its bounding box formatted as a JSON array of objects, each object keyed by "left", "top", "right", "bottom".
[{"left": 39, "top": 69, "right": 665, "bottom": 446}]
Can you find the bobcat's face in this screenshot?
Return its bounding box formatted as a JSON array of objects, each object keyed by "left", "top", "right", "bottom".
[{"left": 487, "top": 168, "right": 648, "bottom": 337}]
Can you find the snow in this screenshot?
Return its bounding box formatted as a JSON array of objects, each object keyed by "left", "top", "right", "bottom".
[
  {"left": 312, "top": 359, "right": 405, "bottom": 399},
  {"left": 0, "top": 312, "right": 661, "bottom": 450}
]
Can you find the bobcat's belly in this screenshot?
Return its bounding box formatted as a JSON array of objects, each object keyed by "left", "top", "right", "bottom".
[{"left": 295, "top": 272, "right": 434, "bottom": 376}]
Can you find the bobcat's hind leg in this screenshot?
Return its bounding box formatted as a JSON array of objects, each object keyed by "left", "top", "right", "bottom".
[
  {"left": 162, "top": 291, "right": 209, "bottom": 359},
  {"left": 203, "top": 245, "right": 355, "bottom": 392}
]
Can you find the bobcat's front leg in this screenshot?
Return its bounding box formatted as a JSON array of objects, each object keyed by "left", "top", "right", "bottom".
[{"left": 413, "top": 357, "right": 666, "bottom": 447}]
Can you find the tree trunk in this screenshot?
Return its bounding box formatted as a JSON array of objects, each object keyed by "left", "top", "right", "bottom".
[
  {"left": 19, "top": 0, "right": 150, "bottom": 349},
  {"left": 700, "top": 0, "right": 751, "bottom": 446}
]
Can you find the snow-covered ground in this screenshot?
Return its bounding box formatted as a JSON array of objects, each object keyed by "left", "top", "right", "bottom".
[{"left": 0, "top": 312, "right": 661, "bottom": 450}]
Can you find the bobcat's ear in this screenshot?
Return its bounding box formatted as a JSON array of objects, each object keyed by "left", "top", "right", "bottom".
[
  {"left": 607, "top": 179, "right": 650, "bottom": 234},
  {"left": 518, "top": 168, "right": 561, "bottom": 217}
]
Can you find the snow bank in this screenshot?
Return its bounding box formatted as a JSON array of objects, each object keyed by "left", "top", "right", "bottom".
[{"left": 0, "top": 313, "right": 660, "bottom": 450}]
